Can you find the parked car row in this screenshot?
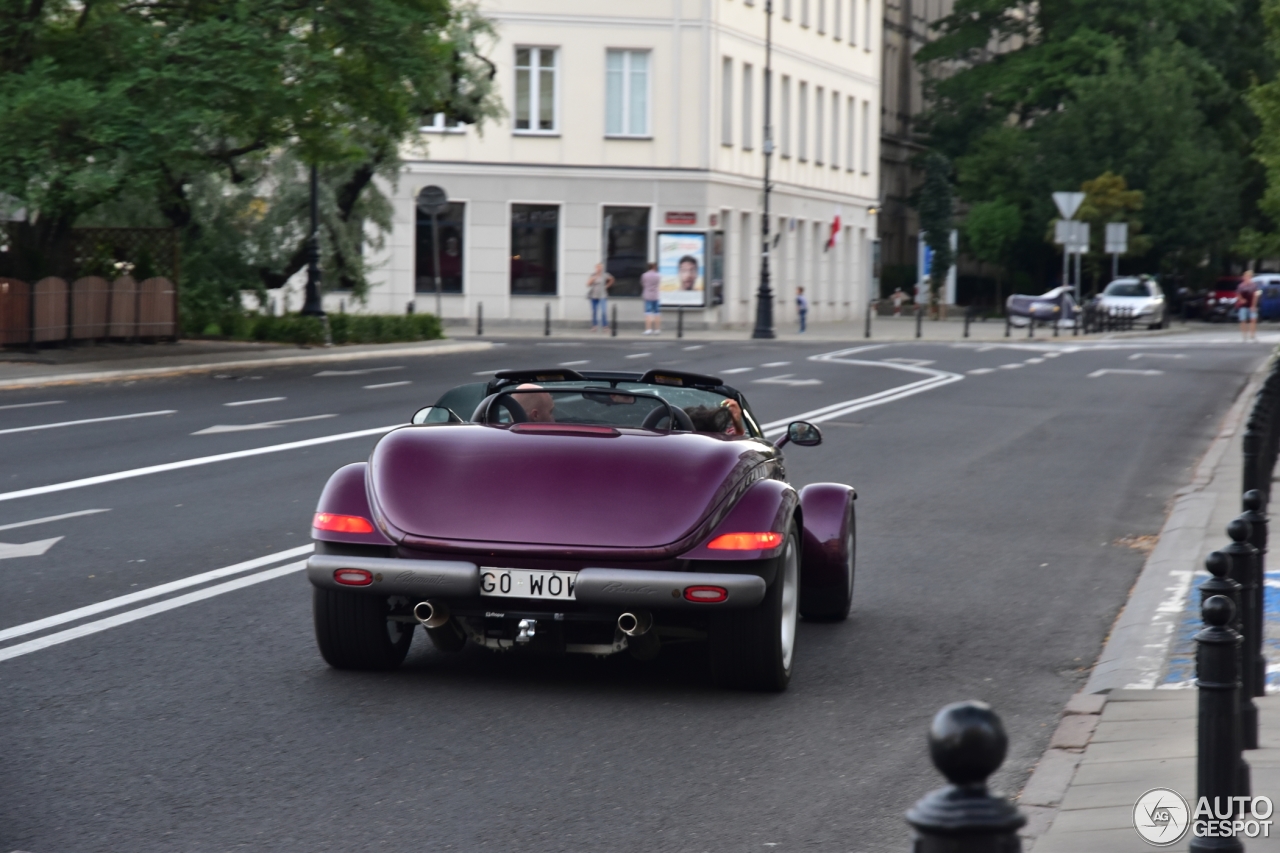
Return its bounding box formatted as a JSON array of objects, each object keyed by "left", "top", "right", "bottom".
[{"left": 1005, "top": 277, "right": 1167, "bottom": 330}]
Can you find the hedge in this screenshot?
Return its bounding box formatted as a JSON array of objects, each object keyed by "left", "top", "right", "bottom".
[{"left": 190, "top": 312, "right": 443, "bottom": 346}]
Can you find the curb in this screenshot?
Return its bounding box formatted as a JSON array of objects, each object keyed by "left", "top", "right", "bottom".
[{"left": 0, "top": 340, "right": 494, "bottom": 390}]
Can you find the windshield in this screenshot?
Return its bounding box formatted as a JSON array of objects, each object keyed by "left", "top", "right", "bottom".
[
  {"left": 1103, "top": 281, "right": 1150, "bottom": 297},
  {"left": 481, "top": 383, "right": 759, "bottom": 436}
]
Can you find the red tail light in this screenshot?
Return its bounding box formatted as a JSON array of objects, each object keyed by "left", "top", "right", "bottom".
[
  {"left": 706, "top": 532, "right": 783, "bottom": 550},
  {"left": 313, "top": 512, "right": 375, "bottom": 534},
  {"left": 333, "top": 568, "right": 373, "bottom": 586},
  {"left": 684, "top": 585, "right": 728, "bottom": 603}
]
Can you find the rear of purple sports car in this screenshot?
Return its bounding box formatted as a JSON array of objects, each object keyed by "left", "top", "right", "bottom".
[{"left": 307, "top": 368, "right": 856, "bottom": 691}]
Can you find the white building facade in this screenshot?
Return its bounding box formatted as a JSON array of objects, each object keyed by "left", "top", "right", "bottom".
[{"left": 353, "top": 0, "right": 883, "bottom": 329}]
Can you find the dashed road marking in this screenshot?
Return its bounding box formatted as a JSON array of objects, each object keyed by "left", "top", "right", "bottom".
[
  {"left": 721, "top": 367, "right": 755, "bottom": 374},
  {"left": 315, "top": 366, "right": 405, "bottom": 377},
  {"left": 683, "top": 345, "right": 705, "bottom": 350},
  {"left": 968, "top": 368, "right": 995, "bottom": 375},
  {"left": 0, "top": 400, "right": 64, "bottom": 412},
  {"left": 559, "top": 360, "right": 590, "bottom": 366},
  {"left": 0, "top": 410, "right": 176, "bottom": 437},
  {"left": 999, "top": 364, "right": 1024, "bottom": 370},
  {"left": 364, "top": 381, "right": 412, "bottom": 389},
  {"left": 191, "top": 414, "right": 337, "bottom": 435},
  {"left": 1025, "top": 358, "right": 1044, "bottom": 364},
  {"left": 0, "top": 509, "right": 110, "bottom": 532},
  {"left": 753, "top": 374, "right": 823, "bottom": 387},
  {"left": 224, "top": 397, "right": 286, "bottom": 407},
  {"left": 1129, "top": 353, "right": 1187, "bottom": 361},
  {"left": 761, "top": 361, "right": 791, "bottom": 367},
  {"left": 1089, "top": 369, "right": 1164, "bottom": 378},
  {"left": 625, "top": 352, "right": 651, "bottom": 359}
]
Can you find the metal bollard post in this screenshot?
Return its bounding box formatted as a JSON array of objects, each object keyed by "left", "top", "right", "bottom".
[
  {"left": 677, "top": 307, "right": 684, "bottom": 339},
  {"left": 1225, "top": 518, "right": 1262, "bottom": 750},
  {"left": 963, "top": 307, "right": 971, "bottom": 339},
  {"left": 905, "top": 701, "right": 1026, "bottom": 852},
  {"left": 476, "top": 302, "right": 483, "bottom": 336},
  {"left": 1243, "top": 427, "right": 1261, "bottom": 498},
  {"left": 1189, "top": 595, "right": 1247, "bottom": 853},
  {"left": 544, "top": 302, "right": 551, "bottom": 337},
  {"left": 1242, "top": 490, "right": 1269, "bottom": 697},
  {"left": 1053, "top": 317, "right": 1059, "bottom": 337},
  {"left": 611, "top": 304, "right": 618, "bottom": 338},
  {"left": 1004, "top": 313, "right": 1011, "bottom": 338},
  {"left": 1028, "top": 316, "right": 1034, "bottom": 338},
  {"left": 865, "top": 299, "right": 873, "bottom": 339},
  {"left": 916, "top": 306, "right": 923, "bottom": 339}
]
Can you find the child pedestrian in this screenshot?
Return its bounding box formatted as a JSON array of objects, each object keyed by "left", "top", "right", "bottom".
[{"left": 796, "top": 287, "right": 809, "bottom": 333}]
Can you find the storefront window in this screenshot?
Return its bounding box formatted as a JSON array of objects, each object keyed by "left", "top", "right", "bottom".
[
  {"left": 511, "top": 204, "right": 559, "bottom": 294},
  {"left": 603, "top": 206, "right": 650, "bottom": 297},
  {"left": 416, "top": 202, "right": 465, "bottom": 293}
]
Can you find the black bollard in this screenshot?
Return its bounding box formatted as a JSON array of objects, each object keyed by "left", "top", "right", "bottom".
[
  {"left": 1242, "top": 489, "right": 1269, "bottom": 697},
  {"left": 905, "top": 701, "right": 1026, "bottom": 852},
  {"left": 611, "top": 303, "right": 618, "bottom": 338},
  {"left": 1243, "top": 426, "right": 1261, "bottom": 499},
  {"left": 865, "top": 299, "right": 873, "bottom": 339},
  {"left": 1053, "top": 316, "right": 1059, "bottom": 337},
  {"left": 1028, "top": 316, "right": 1034, "bottom": 338},
  {"left": 476, "top": 302, "right": 483, "bottom": 336},
  {"left": 1225, "top": 518, "right": 1261, "bottom": 750},
  {"left": 677, "top": 307, "right": 684, "bottom": 339},
  {"left": 1004, "top": 313, "right": 1011, "bottom": 338},
  {"left": 544, "top": 302, "right": 550, "bottom": 337},
  {"left": 1189, "top": 595, "right": 1247, "bottom": 853},
  {"left": 964, "top": 307, "right": 971, "bottom": 339},
  {"left": 916, "top": 306, "right": 923, "bottom": 339}
]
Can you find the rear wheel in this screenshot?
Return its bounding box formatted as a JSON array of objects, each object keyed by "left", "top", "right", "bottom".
[
  {"left": 709, "top": 525, "right": 799, "bottom": 691},
  {"left": 313, "top": 586, "right": 414, "bottom": 670}
]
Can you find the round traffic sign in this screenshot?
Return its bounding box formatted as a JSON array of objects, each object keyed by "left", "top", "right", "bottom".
[{"left": 416, "top": 185, "right": 448, "bottom": 214}]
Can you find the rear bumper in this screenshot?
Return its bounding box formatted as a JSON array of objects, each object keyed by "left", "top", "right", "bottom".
[{"left": 306, "top": 555, "right": 766, "bottom": 609}]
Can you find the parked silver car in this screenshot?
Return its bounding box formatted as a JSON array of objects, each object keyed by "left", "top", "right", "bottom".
[{"left": 1096, "top": 277, "right": 1166, "bottom": 329}]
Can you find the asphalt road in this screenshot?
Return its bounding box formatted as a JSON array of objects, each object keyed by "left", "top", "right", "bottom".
[{"left": 0, "top": 335, "right": 1266, "bottom": 852}]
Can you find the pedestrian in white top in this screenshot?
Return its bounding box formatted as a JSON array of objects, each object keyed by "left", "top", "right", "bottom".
[
  {"left": 586, "top": 263, "right": 614, "bottom": 332},
  {"left": 640, "top": 263, "right": 662, "bottom": 335}
]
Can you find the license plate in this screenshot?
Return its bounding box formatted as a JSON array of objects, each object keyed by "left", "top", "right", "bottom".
[{"left": 480, "top": 568, "right": 578, "bottom": 600}]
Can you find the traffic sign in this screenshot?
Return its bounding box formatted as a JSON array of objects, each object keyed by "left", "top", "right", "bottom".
[
  {"left": 1054, "top": 220, "right": 1089, "bottom": 252},
  {"left": 416, "top": 185, "right": 449, "bottom": 215},
  {"left": 1105, "top": 222, "right": 1129, "bottom": 254},
  {"left": 1053, "top": 191, "right": 1085, "bottom": 220}
]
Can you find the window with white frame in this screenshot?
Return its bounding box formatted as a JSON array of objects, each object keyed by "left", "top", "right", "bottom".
[
  {"left": 860, "top": 100, "right": 870, "bottom": 172},
  {"left": 515, "top": 47, "right": 557, "bottom": 132},
  {"left": 421, "top": 113, "right": 465, "bottom": 133},
  {"left": 863, "top": 0, "right": 872, "bottom": 50},
  {"left": 849, "top": 0, "right": 858, "bottom": 45},
  {"left": 798, "top": 81, "right": 808, "bottom": 161},
  {"left": 814, "top": 85, "right": 824, "bottom": 165},
  {"left": 606, "top": 49, "right": 650, "bottom": 136},
  {"left": 742, "top": 63, "right": 754, "bottom": 150},
  {"left": 846, "top": 96, "right": 855, "bottom": 170},
  {"left": 817, "top": 0, "right": 826, "bottom": 34},
  {"left": 831, "top": 91, "right": 840, "bottom": 168},
  {"left": 722, "top": 57, "right": 734, "bottom": 146},
  {"left": 801, "top": 0, "right": 810, "bottom": 27},
  {"left": 780, "top": 76, "right": 792, "bottom": 157},
  {"left": 834, "top": 0, "right": 842, "bottom": 39},
  {"left": 783, "top": 0, "right": 792, "bottom": 20}
]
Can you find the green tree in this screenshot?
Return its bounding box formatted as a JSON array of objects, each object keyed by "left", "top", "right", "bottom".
[
  {"left": 963, "top": 199, "right": 1022, "bottom": 306},
  {"left": 1244, "top": 0, "right": 1280, "bottom": 259},
  {"left": 917, "top": 152, "right": 955, "bottom": 311},
  {"left": 1076, "top": 172, "right": 1150, "bottom": 292}
]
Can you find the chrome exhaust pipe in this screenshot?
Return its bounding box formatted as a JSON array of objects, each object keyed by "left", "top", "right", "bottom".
[
  {"left": 617, "top": 611, "right": 653, "bottom": 637},
  {"left": 414, "top": 600, "right": 451, "bottom": 629}
]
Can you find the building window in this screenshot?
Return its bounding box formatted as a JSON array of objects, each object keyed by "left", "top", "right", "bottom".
[
  {"left": 783, "top": 0, "right": 792, "bottom": 20},
  {"left": 860, "top": 100, "right": 870, "bottom": 173},
  {"left": 606, "top": 49, "right": 650, "bottom": 137},
  {"left": 416, "top": 201, "right": 465, "bottom": 293},
  {"left": 833, "top": 0, "right": 842, "bottom": 39},
  {"left": 511, "top": 204, "right": 559, "bottom": 294},
  {"left": 780, "top": 76, "right": 792, "bottom": 158},
  {"left": 421, "top": 114, "right": 465, "bottom": 134},
  {"left": 831, "top": 91, "right": 840, "bottom": 168},
  {"left": 846, "top": 96, "right": 855, "bottom": 171},
  {"left": 603, "top": 206, "right": 650, "bottom": 297},
  {"left": 721, "top": 57, "right": 734, "bottom": 146},
  {"left": 801, "top": 0, "right": 810, "bottom": 27},
  {"left": 863, "top": 0, "right": 871, "bottom": 50},
  {"left": 817, "top": 0, "right": 826, "bottom": 34},
  {"left": 742, "top": 63, "right": 754, "bottom": 150},
  {"left": 814, "top": 85, "right": 824, "bottom": 165},
  {"left": 515, "top": 47, "right": 557, "bottom": 133},
  {"left": 798, "top": 81, "right": 808, "bottom": 161},
  {"left": 849, "top": 0, "right": 857, "bottom": 45}
]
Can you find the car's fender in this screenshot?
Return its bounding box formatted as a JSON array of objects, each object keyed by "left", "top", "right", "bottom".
[
  {"left": 313, "top": 462, "right": 397, "bottom": 547},
  {"left": 679, "top": 478, "right": 799, "bottom": 562},
  {"left": 797, "top": 483, "right": 856, "bottom": 603}
]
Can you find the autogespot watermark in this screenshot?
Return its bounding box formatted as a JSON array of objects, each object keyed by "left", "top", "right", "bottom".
[{"left": 1133, "top": 788, "right": 1274, "bottom": 845}]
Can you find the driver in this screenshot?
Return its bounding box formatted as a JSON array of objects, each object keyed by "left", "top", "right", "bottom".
[
  {"left": 511, "top": 383, "right": 556, "bottom": 423},
  {"left": 684, "top": 399, "right": 745, "bottom": 436}
]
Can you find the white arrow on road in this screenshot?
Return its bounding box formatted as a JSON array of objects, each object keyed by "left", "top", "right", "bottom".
[
  {"left": 191, "top": 414, "right": 337, "bottom": 435},
  {"left": 1088, "top": 369, "right": 1164, "bottom": 378},
  {"left": 752, "top": 374, "right": 824, "bottom": 387},
  {"left": 0, "top": 536, "right": 62, "bottom": 560}
]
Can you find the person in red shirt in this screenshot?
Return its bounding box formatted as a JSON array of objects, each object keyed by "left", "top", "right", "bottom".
[{"left": 1239, "top": 270, "right": 1260, "bottom": 342}]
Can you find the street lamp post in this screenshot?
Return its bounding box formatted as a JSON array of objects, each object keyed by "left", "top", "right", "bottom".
[
  {"left": 301, "top": 162, "right": 325, "bottom": 317},
  {"left": 751, "top": 0, "right": 776, "bottom": 339}
]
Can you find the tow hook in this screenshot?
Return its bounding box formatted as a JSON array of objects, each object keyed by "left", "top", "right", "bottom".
[{"left": 516, "top": 618, "right": 537, "bottom": 644}]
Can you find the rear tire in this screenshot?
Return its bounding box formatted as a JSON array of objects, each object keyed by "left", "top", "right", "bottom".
[
  {"left": 313, "top": 586, "right": 413, "bottom": 670},
  {"left": 709, "top": 525, "right": 799, "bottom": 692}
]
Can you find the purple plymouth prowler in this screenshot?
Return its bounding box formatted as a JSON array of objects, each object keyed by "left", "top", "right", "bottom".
[{"left": 307, "top": 367, "right": 856, "bottom": 691}]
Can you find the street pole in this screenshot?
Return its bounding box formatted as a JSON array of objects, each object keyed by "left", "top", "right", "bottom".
[
  {"left": 301, "top": 162, "right": 325, "bottom": 317},
  {"left": 1062, "top": 243, "right": 1069, "bottom": 297},
  {"left": 751, "top": 0, "right": 776, "bottom": 339},
  {"left": 431, "top": 210, "right": 443, "bottom": 320}
]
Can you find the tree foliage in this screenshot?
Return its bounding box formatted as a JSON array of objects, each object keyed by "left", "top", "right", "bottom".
[{"left": 918, "top": 152, "right": 954, "bottom": 304}]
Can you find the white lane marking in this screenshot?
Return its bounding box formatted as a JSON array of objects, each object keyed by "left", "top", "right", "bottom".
[
  {"left": 683, "top": 345, "right": 705, "bottom": 350},
  {"left": 1089, "top": 369, "right": 1164, "bottom": 378},
  {"left": 559, "top": 360, "right": 590, "bottom": 366},
  {"left": 968, "top": 368, "right": 995, "bottom": 375},
  {"left": 625, "top": 352, "right": 652, "bottom": 359},
  {"left": 1129, "top": 353, "right": 1187, "bottom": 360},
  {"left": 0, "top": 560, "right": 308, "bottom": 663},
  {"left": 760, "top": 361, "right": 791, "bottom": 368},
  {"left": 224, "top": 397, "right": 286, "bottom": 407},
  {"left": 0, "top": 536, "right": 61, "bottom": 560},
  {"left": 1043, "top": 352, "right": 1062, "bottom": 358},
  {"left": 1025, "top": 358, "right": 1044, "bottom": 364},
  {"left": 0, "top": 409, "right": 176, "bottom": 437},
  {"left": 473, "top": 368, "right": 508, "bottom": 376},
  {"left": 0, "top": 509, "right": 110, "bottom": 532},
  {"left": 999, "top": 363, "right": 1024, "bottom": 370},
  {"left": 314, "top": 366, "right": 404, "bottom": 377},
  {"left": 0, "top": 545, "right": 313, "bottom": 644},
  {"left": 721, "top": 367, "right": 755, "bottom": 374},
  {"left": 364, "top": 381, "right": 412, "bottom": 389},
  {"left": 0, "top": 400, "right": 64, "bottom": 412},
  {"left": 191, "top": 414, "right": 337, "bottom": 435},
  {"left": 753, "top": 374, "right": 823, "bottom": 387},
  {"left": 881, "top": 358, "right": 936, "bottom": 366},
  {"left": 0, "top": 425, "right": 399, "bottom": 503}
]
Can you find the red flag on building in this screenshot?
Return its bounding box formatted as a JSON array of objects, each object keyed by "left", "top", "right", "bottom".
[{"left": 824, "top": 207, "right": 842, "bottom": 251}]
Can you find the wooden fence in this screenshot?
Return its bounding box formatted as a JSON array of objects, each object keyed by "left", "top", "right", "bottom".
[{"left": 0, "top": 276, "right": 177, "bottom": 347}]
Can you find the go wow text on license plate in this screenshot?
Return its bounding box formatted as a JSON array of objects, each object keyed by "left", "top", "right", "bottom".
[{"left": 480, "top": 568, "right": 578, "bottom": 600}]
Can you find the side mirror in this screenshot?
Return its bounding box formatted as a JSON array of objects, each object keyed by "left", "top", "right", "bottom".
[
  {"left": 775, "top": 421, "right": 822, "bottom": 448},
  {"left": 411, "top": 406, "right": 463, "bottom": 425}
]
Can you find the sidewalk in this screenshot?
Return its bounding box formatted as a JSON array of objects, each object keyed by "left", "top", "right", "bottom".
[{"left": 1022, "top": 353, "right": 1280, "bottom": 851}]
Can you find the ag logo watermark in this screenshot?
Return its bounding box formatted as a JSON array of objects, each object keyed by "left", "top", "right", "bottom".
[{"left": 1133, "top": 788, "right": 1274, "bottom": 845}]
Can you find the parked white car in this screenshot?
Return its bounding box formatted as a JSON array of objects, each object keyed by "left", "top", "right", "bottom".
[{"left": 1096, "top": 277, "right": 1166, "bottom": 329}]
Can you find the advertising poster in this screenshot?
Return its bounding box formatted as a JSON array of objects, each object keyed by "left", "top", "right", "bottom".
[{"left": 657, "top": 231, "right": 707, "bottom": 307}]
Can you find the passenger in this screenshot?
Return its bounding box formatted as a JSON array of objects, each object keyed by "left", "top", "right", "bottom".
[
  {"left": 511, "top": 383, "right": 556, "bottom": 423},
  {"left": 684, "top": 405, "right": 731, "bottom": 434},
  {"left": 720, "top": 399, "right": 745, "bottom": 436}
]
